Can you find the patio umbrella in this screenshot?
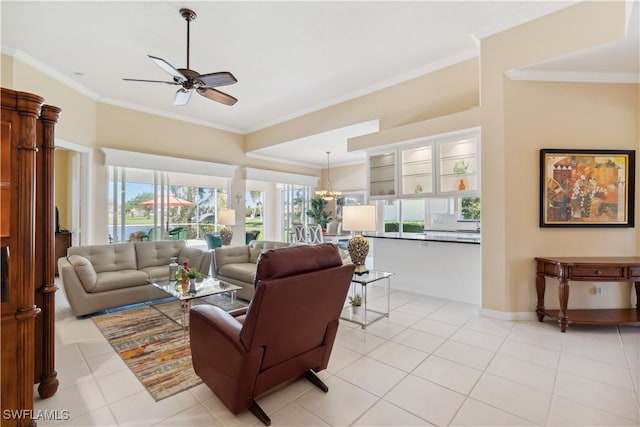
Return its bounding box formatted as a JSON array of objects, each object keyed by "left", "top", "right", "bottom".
[{"left": 139, "top": 196, "right": 195, "bottom": 232}]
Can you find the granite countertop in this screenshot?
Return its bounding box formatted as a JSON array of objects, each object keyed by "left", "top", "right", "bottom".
[{"left": 365, "top": 230, "right": 481, "bottom": 244}]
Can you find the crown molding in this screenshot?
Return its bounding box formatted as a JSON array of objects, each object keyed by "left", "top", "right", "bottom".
[{"left": 506, "top": 68, "right": 640, "bottom": 84}]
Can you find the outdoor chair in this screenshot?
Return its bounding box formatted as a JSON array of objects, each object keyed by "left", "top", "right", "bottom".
[
  {"left": 204, "top": 232, "right": 222, "bottom": 249},
  {"left": 190, "top": 243, "right": 355, "bottom": 425},
  {"left": 245, "top": 230, "right": 260, "bottom": 244}
]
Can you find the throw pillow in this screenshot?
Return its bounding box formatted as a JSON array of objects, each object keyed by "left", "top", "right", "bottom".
[{"left": 68, "top": 255, "right": 98, "bottom": 292}]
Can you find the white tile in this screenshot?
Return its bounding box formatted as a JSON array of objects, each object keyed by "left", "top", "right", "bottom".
[
  {"left": 562, "top": 334, "right": 628, "bottom": 367},
  {"left": 363, "top": 320, "right": 406, "bottom": 340},
  {"left": 109, "top": 389, "right": 199, "bottom": 426},
  {"left": 507, "top": 321, "right": 564, "bottom": 351},
  {"left": 188, "top": 382, "right": 216, "bottom": 403},
  {"left": 463, "top": 316, "right": 515, "bottom": 338},
  {"left": 434, "top": 340, "right": 495, "bottom": 371},
  {"left": 385, "top": 374, "right": 465, "bottom": 426},
  {"left": 94, "top": 368, "right": 145, "bottom": 404},
  {"left": 450, "top": 327, "right": 505, "bottom": 352},
  {"left": 427, "top": 307, "right": 475, "bottom": 326},
  {"left": 295, "top": 376, "right": 378, "bottom": 426},
  {"left": 559, "top": 352, "right": 635, "bottom": 390},
  {"left": 326, "top": 346, "right": 363, "bottom": 374},
  {"left": 385, "top": 310, "right": 423, "bottom": 328},
  {"left": 200, "top": 395, "right": 258, "bottom": 427},
  {"left": 51, "top": 344, "right": 94, "bottom": 391},
  {"left": 57, "top": 406, "right": 117, "bottom": 427},
  {"left": 77, "top": 341, "right": 116, "bottom": 360},
  {"left": 395, "top": 302, "right": 437, "bottom": 317},
  {"left": 257, "top": 377, "right": 314, "bottom": 414},
  {"left": 34, "top": 380, "right": 108, "bottom": 422},
  {"left": 56, "top": 318, "right": 105, "bottom": 346},
  {"left": 391, "top": 328, "right": 446, "bottom": 354},
  {"left": 547, "top": 395, "right": 638, "bottom": 426},
  {"left": 155, "top": 402, "right": 221, "bottom": 426},
  {"left": 334, "top": 327, "right": 387, "bottom": 355},
  {"left": 84, "top": 351, "right": 129, "bottom": 378},
  {"left": 498, "top": 337, "right": 561, "bottom": 369},
  {"left": 450, "top": 397, "right": 538, "bottom": 426},
  {"left": 411, "top": 318, "right": 459, "bottom": 338},
  {"left": 554, "top": 371, "right": 639, "bottom": 421},
  {"left": 353, "top": 399, "right": 431, "bottom": 426},
  {"left": 470, "top": 373, "right": 552, "bottom": 425},
  {"left": 268, "top": 402, "right": 329, "bottom": 426},
  {"left": 367, "top": 340, "right": 428, "bottom": 372},
  {"left": 413, "top": 355, "right": 482, "bottom": 395},
  {"left": 336, "top": 356, "right": 406, "bottom": 397},
  {"left": 487, "top": 353, "right": 557, "bottom": 394}
]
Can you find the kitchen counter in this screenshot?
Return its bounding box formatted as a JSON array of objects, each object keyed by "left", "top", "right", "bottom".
[{"left": 365, "top": 230, "right": 481, "bottom": 244}]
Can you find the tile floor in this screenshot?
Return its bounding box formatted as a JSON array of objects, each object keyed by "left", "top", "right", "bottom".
[{"left": 35, "top": 279, "right": 639, "bottom": 426}]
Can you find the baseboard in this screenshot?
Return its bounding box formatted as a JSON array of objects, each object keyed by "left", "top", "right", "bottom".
[{"left": 479, "top": 308, "right": 538, "bottom": 321}]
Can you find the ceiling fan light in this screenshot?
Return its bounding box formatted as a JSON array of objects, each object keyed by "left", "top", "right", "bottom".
[{"left": 174, "top": 88, "right": 192, "bottom": 106}]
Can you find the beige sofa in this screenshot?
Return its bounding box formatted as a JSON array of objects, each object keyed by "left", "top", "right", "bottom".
[
  {"left": 58, "top": 240, "right": 211, "bottom": 317},
  {"left": 211, "top": 240, "right": 291, "bottom": 300}
]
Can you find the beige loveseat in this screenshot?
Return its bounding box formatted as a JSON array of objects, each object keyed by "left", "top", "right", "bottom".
[
  {"left": 211, "top": 240, "right": 291, "bottom": 300},
  {"left": 58, "top": 240, "right": 211, "bottom": 317}
]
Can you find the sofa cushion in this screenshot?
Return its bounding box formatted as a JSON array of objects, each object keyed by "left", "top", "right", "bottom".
[
  {"left": 68, "top": 243, "right": 137, "bottom": 273},
  {"left": 134, "top": 240, "right": 185, "bottom": 270},
  {"left": 249, "top": 241, "right": 291, "bottom": 263},
  {"left": 218, "top": 263, "right": 256, "bottom": 284},
  {"left": 93, "top": 270, "right": 150, "bottom": 293},
  {"left": 140, "top": 265, "right": 172, "bottom": 280},
  {"left": 68, "top": 255, "right": 98, "bottom": 292},
  {"left": 178, "top": 246, "right": 208, "bottom": 274}
]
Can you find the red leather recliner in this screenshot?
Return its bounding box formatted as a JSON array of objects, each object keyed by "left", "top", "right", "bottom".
[{"left": 189, "top": 243, "right": 355, "bottom": 426}]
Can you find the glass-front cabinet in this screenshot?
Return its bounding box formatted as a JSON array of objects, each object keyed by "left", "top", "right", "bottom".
[
  {"left": 368, "top": 152, "right": 396, "bottom": 199},
  {"left": 366, "top": 129, "right": 479, "bottom": 200},
  {"left": 400, "top": 144, "right": 434, "bottom": 196},
  {"left": 438, "top": 136, "right": 478, "bottom": 194}
]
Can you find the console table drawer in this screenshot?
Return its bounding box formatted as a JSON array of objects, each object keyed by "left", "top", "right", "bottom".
[
  {"left": 568, "top": 266, "right": 624, "bottom": 279},
  {"left": 629, "top": 266, "right": 640, "bottom": 280}
]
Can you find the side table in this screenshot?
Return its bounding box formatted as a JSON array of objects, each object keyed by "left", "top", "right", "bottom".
[{"left": 340, "top": 270, "right": 394, "bottom": 329}]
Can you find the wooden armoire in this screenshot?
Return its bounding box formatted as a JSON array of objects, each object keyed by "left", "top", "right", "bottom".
[{"left": 1, "top": 88, "right": 60, "bottom": 426}]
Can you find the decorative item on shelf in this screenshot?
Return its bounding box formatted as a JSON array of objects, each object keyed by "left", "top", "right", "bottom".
[
  {"left": 314, "top": 151, "right": 342, "bottom": 201},
  {"left": 181, "top": 261, "right": 188, "bottom": 291},
  {"left": 169, "top": 257, "right": 178, "bottom": 281},
  {"left": 414, "top": 184, "right": 422, "bottom": 193},
  {"left": 349, "top": 294, "right": 362, "bottom": 314},
  {"left": 218, "top": 209, "right": 235, "bottom": 245},
  {"left": 342, "top": 205, "right": 377, "bottom": 275},
  {"left": 453, "top": 160, "right": 469, "bottom": 174},
  {"left": 186, "top": 268, "right": 201, "bottom": 293},
  {"left": 458, "top": 179, "right": 466, "bottom": 191}
]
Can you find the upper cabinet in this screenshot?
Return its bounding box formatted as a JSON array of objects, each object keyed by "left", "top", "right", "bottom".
[
  {"left": 367, "top": 129, "right": 479, "bottom": 200},
  {"left": 438, "top": 136, "right": 478, "bottom": 194},
  {"left": 368, "top": 152, "right": 396, "bottom": 199},
  {"left": 400, "top": 144, "right": 434, "bottom": 196}
]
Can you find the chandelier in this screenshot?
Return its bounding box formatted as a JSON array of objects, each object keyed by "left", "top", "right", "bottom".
[{"left": 314, "top": 151, "right": 342, "bottom": 200}]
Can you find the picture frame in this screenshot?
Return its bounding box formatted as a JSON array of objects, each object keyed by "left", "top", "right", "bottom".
[{"left": 540, "top": 149, "right": 635, "bottom": 227}]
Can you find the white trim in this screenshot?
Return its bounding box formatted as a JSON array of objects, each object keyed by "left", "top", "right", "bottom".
[
  {"left": 244, "top": 167, "right": 319, "bottom": 187},
  {"left": 505, "top": 69, "right": 639, "bottom": 84},
  {"left": 101, "top": 148, "right": 236, "bottom": 178},
  {"left": 479, "top": 308, "right": 538, "bottom": 321},
  {"left": 56, "top": 138, "right": 94, "bottom": 247}
]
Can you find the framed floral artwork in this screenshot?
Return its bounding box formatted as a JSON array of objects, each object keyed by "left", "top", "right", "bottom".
[{"left": 540, "top": 149, "right": 635, "bottom": 227}]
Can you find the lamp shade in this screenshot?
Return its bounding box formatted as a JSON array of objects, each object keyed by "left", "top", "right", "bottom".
[
  {"left": 218, "top": 209, "right": 236, "bottom": 226},
  {"left": 342, "top": 205, "right": 377, "bottom": 232}
]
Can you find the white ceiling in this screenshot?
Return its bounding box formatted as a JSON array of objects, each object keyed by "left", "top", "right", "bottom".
[{"left": 2, "top": 1, "right": 637, "bottom": 168}]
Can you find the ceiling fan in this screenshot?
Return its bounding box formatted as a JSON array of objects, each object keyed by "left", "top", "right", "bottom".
[{"left": 123, "top": 8, "right": 238, "bottom": 106}]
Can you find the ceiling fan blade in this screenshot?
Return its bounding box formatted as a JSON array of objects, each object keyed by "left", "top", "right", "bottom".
[
  {"left": 148, "top": 55, "right": 187, "bottom": 83},
  {"left": 122, "top": 78, "right": 179, "bottom": 85},
  {"left": 197, "top": 88, "right": 238, "bottom": 106},
  {"left": 197, "top": 72, "right": 237, "bottom": 88},
  {"left": 174, "top": 88, "right": 193, "bottom": 106}
]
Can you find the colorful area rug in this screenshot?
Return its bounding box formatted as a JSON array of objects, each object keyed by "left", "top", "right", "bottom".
[{"left": 93, "top": 295, "right": 247, "bottom": 401}]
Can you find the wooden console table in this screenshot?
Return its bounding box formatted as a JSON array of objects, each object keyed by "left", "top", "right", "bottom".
[{"left": 535, "top": 257, "right": 640, "bottom": 332}]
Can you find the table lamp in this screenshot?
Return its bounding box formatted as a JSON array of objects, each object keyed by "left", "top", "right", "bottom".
[
  {"left": 342, "top": 205, "right": 377, "bottom": 275},
  {"left": 218, "top": 209, "right": 236, "bottom": 246}
]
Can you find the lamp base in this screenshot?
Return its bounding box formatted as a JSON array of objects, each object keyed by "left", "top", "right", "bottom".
[
  {"left": 353, "top": 264, "right": 369, "bottom": 275},
  {"left": 348, "top": 234, "right": 369, "bottom": 275},
  {"left": 220, "top": 227, "right": 233, "bottom": 246}
]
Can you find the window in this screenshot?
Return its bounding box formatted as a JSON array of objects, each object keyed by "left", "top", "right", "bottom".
[
  {"left": 246, "top": 190, "right": 264, "bottom": 241},
  {"left": 281, "top": 185, "right": 312, "bottom": 242},
  {"left": 458, "top": 196, "right": 481, "bottom": 223},
  {"left": 107, "top": 166, "right": 229, "bottom": 243}
]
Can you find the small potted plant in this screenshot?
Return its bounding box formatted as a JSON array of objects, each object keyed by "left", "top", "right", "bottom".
[
  {"left": 349, "top": 294, "right": 362, "bottom": 315},
  {"left": 186, "top": 269, "right": 202, "bottom": 293}
]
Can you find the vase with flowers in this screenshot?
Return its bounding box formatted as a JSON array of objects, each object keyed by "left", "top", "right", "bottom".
[{"left": 571, "top": 171, "right": 606, "bottom": 218}]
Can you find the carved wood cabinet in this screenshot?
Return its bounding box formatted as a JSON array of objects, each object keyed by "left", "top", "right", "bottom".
[{"left": 1, "top": 88, "right": 60, "bottom": 426}]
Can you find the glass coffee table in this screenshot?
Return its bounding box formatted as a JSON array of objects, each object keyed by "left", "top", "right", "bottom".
[{"left": 148, "top": 277, "right": 241, "bottom": 329}]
